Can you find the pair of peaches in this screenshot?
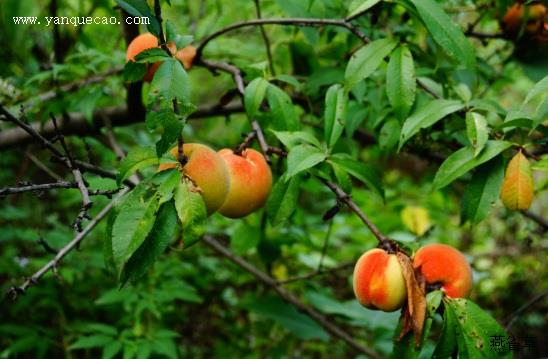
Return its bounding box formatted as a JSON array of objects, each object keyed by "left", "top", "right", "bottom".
[{"left": 354, "top": 244, "right": 473, "bottom": 312}]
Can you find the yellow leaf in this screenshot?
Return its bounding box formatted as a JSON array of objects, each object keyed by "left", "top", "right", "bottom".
[
  {"left": 500, "top": 151, "right": 534, "bottom": 211},
  {"left": 401, "top": 206, "right": 431, "bottom": 236}
]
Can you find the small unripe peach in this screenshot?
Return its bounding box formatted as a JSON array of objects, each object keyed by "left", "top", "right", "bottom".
[
  {"left": 413, "top": 244, "right": 473, "bottom": 298},
  {"left": 353, "top": 248, "right": 407, "bottom": 312},
  {"left": 158, "top": 144, "right": 230, "bottom": 215},
  {"left": 217, "top": 148, "right": 272, "bottom": 218}
]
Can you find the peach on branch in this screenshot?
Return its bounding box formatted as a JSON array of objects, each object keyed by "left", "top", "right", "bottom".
[
  {"left": 158, "top": 144, "right": 230, "bottom": 215},
  {"left": 353, "top": 248, "right": 407, "bottom": 312},
  {"left": 413, "top": 244, "right": 473, "bottom": 298},
  {"left": 125, "top": 33, "right": 196, "bottom": 81},
  {"left": 217, "top": 148, "right": 272, "bottom": 218}
]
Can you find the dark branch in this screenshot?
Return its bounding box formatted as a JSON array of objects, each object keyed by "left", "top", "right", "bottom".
[
  {"left": 202, "top": 235, "right": 381, "bottom": 358},
  {"left": 7, "top": 188, "right": 130, "bottom": 300},
  {"left": 197, "top": 18, "right": 370, "bottom": 59}
]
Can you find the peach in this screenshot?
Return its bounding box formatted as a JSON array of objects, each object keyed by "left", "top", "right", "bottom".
[
  {"left": 413, "top": 244, "right": 473, "bottom": 298},
  {"left": 217, "top": 149, "right": 272, "bottom": 218},
  {"left": 126, "top": 33, "right": 194, "bottom": 81},
  {"left": 158, "top": 144, "right": 230, "bottom": 215},
  {"left": 353, "top": 248, "right": 407, "bottom": 312},
  {"left": 502, "top": 3, "right": 547, "bottom": 36}
]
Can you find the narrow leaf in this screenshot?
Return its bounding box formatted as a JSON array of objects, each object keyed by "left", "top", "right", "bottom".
[
  {"left": 399, "top": 99, "right": 464, "bottom": 150},
  {"left": 174, "top": 180, "right": 207, "bottom": 248},
  {"left": 410, "top": 0, "right": 476, "bottom": 67},
  {"left": 286, "top": 145, "right": 327, "bottom": 177},
  {"left": 460, "top": 156, "right": 504, "bottom": 224},
  {"left": 267, "top": 174, "right": 302, "bottom": 225},
  {"left": 347, "top": 0, "right": 381, "bottom": 20},
  {"left": 329, "top": 155, "right": 384, "bottom": 200},
  {"left": 345, "top": 38, "right": 397, "bottom": 90},
  {"left": 244, "top": 77, "right": 269, "bottom": 119},
  {"left": 465, "top": 112, "right": 488, "bottom": 157},
  {"left": 324, "top": 84, "right": 348, "bottom": 148},
  {"left": 433, "top": 141, "right": 511, "bottom": 190},
  {"left": 386, "top": 45, "right": 416, "bottom": 120},
  {"left": 267, "top": 84, "right": 300, "bottom": 131}
]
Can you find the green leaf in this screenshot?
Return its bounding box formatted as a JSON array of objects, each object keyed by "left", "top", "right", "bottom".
[
  {"left": 111, "top": 182, "right": 160, "bottom": 274},
  {"left": 153, "top": 169, "right": 180, "bottom": 204},
  {"left": 329, "top": 161, "right": 353, "bottom": 194},
  {"left": 345, "top": 38, "right": 397, "bottom": 90},
  {"left": 267, "top": 173, "right": 302, "bottom": 225},
  {"left": 120, "top": 200, "right": 178, "bottom": 285},
  {"left": 271, "top": 130, "right": 321, "bottom": 149},
  {"left": 266, "top": 84, "right": 299, "bottom": 131},
  {"left": 399, "top": 99, "right": 464, "bottom": 150},
  {"left": 432, "top": 301, "right": 457, "bottom": 358},
  {"left": 461, "top": 156, "right": 504, "bottom": 224},
  {"left": 149, "top": 58, "right": 190, "bottom": 103},
  {"left": 244, "top": 77, "right": 269, "bottom": 119},
  {"left": 134, "top": 48, "right": 170, "bottom": 63},
  {"left": 446, "top": 298, "right": 511, "bottom": 358},
  {"left": 522, "top": 75, "right": 548, "bottom": 107},
  {"left": 155, "top": 117, "right": 182, "bottom": 157},
  {"left": 123, "top": 61, "right": 147, "bottom": 83},
  {"left": 410, "top": 0, "right": 476, "bottom": 67},
  {"left": 286, "top": 145, "right": 327, "bottom": 177},
  {"left": 324, "top": 84, "right": 348, "bottom": 148},
  {"left": 114, "top": 0, "right": 160, "bottom": 35},
  {"left": 347, "top": 0, "right": 382, "bottom": 20},
  {"left": 379, "top": 119, "right": 401, "bottom": 151},
  {"left": 386, "top": 45, "right": 416, "bottom": 120},
  {"left": 231, "top": 223, "right": 261, "bottom": 255},
  {"left": 117, "top": 146, "right": 159, "bottom": 186},
  {"left": 245, "top": 296, "right": 329, "bottom": 341},
  {"left": 433, "top": 141, "right": 511, "bottom": 190},
  {"left": 70, "top": 335, "right": 114, "bottom": 350},
  {"left": 102, "top": 341, "right": 122, "bottom": 359},
  {"left": 174, "top": 180, "right": 207, "bottom": 248},
  {"left": 465, "top": 112, "right": 489, "bottom": 157},
  {"left": 329, "top": 155, "right": 384, "bottom": 200}
]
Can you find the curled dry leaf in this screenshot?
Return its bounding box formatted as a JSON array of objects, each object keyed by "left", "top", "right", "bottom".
[
  {"left": 396, "top": 252, "right": 426, "bottom": 346},
  {"left": 500, "top": 151, "right": 534, "bottom": 211}
]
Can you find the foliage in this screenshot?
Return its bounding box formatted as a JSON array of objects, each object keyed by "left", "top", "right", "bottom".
[{"left": 0, "top": 0, "right": 547, "bottom": 358}]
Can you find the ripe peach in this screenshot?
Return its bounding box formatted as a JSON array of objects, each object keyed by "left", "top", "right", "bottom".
[
  {"left": 413, "top": 244, "right": 473, "bottom": 298},
  {"left": 175, "top": 45, "right": 197, "bottom": 69},
  {"left": 158, "top": 144, "right": 230, "bottom": 215},
  {"left": 502, "top": 3, "right": 547, "bottom": 36},
  {"left": 353, "top": 248, "right": 407, "bottom": 312},
  {"left": 126, "top": 33, "right": 195, "bottom": 81},
  {"left": 217, "top": 148, "right": 272, "bottom": 218}
]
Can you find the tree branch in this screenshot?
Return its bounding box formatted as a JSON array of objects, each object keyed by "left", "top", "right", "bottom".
[
  {"left": 7, "top": 187, "right": 130, "bottom": 299},
  {"left": 196, "top": 18, "right": 369, "bottom": 59},
  {"left": 202, "top": 235, "right": 381, "bottom": 358}
]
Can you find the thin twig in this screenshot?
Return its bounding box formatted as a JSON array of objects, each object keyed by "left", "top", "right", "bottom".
[
  {"left": 277, "top": 261, "right": 354, "bottom": 285},
  {"left": 521, "top": 211, "right": 548, "bottom": 232},
  {"left": 202, "top": 235, "right": 381, "bottom": 358},
  {"left": 253, "top": 0, "right": 275, "bottom": 75},
  {"left": 504, "top": 291, "right": 548, "bottom": 331},
  {"left": 50, "top": 113, "right": 92, "bottom": 231},
  {"left": 196, "top": 18, "right": 370, "bottom": 59},
  {"left": 320, "top": 178, "right": 387, "bottom": 243},
  {"left": 7, "top": 187, "right": 130, "bottom": 299}
]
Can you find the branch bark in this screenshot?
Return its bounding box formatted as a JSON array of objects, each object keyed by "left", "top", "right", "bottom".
[{"left": 202, "top": 235, "right": 381, "bottom": 358}]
